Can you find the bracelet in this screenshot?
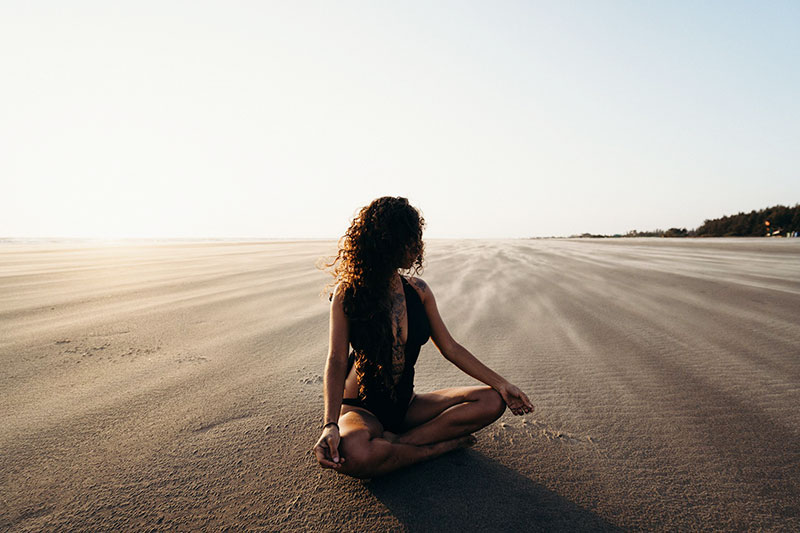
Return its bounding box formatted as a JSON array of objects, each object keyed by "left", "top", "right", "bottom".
[{"left": 322, "top": 421, "right": 339, "bottom": 431}]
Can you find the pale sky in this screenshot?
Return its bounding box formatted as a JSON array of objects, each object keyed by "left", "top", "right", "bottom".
[{"left": 2, "top": 1, "right": 798, "bottom": 239}]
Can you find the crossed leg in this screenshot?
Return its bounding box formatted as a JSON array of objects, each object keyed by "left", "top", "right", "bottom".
[
  {"left": 335, "top": 386, "right": 505, "bottom": 479},
  {"left": 395, "top": 385, "right": 506, "bottom": 446}
]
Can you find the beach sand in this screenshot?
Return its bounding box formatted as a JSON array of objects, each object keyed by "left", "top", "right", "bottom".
[{"left": 1, "top": 238, "right": 799, "bottom": 531}]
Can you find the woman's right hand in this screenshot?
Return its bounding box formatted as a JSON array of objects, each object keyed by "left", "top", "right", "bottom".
[{"left": 312, "top": 425, "right": 345, "bottom": 470}]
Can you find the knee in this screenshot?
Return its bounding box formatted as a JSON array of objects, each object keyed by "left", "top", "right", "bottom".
[
  {"left": 336, "top": 429, "right": 376, "bottom": 479},
  {"left": 474, "top": 386, "right": 506, "bottom": 422}
]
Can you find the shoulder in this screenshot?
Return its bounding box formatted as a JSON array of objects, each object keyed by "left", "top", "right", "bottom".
[
  {"left": 403, "top": 275, "right": 430, "bottom": 302},
  {"left": 329, "top": 283, "right": 352, "bottom": 325},
  {"left": 330, "top": 282, "right": 347, "bottom": 306}
]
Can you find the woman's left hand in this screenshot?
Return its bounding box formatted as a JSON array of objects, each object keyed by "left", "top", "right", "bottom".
[{"left": 497, "top": 382, "right": 534, "bottom": 416}]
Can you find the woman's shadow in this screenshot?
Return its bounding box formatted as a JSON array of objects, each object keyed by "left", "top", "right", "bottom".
[{"left": 364, "top": 449, "right": 621, "bottom": 532}]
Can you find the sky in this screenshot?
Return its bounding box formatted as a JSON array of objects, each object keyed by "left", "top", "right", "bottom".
[{"left": 2, "top": 1, "right": 798, "bottom": 239}]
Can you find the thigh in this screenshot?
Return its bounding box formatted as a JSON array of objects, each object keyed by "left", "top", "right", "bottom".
[
  {"left": 339, "top": 404, "right": 385, "bottom": 438},
  {"left": 402, "top": 386, "right": 490, "bottom": 429}
]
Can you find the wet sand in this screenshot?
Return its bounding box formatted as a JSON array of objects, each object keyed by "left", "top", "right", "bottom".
[{"left": 1, "top": 238, "right": 799, "bottom": 531}]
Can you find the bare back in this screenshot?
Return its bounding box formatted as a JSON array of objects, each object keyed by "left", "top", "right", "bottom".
[{"left": 342, "top": 274, "right": 417, "bottom": 398}]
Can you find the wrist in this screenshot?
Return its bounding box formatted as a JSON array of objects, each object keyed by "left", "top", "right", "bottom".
[
  {"left": 322, "top": 421, "right": 339, "bottom": 431},
  {"left": 489, "top": 377, "right": 509, "bottom": 390}
]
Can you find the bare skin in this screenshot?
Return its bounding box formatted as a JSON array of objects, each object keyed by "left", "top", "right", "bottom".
[{"left": 313, "top": 252, "right": 534, "bottom": 479}]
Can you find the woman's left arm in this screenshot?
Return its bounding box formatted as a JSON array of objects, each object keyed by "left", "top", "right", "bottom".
[{"left": 410, "top": 278, "right": 534, "bottom": 416}]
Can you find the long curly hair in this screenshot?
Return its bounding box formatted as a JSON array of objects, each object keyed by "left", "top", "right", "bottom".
[{"left": 322, "top": 196, "right": 425, "bottom": 404}]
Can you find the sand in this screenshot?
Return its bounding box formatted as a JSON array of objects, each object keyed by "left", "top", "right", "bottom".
[{"left": 1, "top": 238, "right": 799, "bottom": 531}]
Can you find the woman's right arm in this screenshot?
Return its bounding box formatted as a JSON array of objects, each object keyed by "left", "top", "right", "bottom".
[{"left": 313, "top": 285, "right": 350, "bottom": 469}]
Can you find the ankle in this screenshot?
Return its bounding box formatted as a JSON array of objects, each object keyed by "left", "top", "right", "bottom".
[{"left": 394, "top": 433, "right": 417, "bottom": 446}]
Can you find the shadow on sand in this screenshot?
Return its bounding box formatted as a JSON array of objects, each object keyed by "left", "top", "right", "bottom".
[{"left": 365, "top": 449, "right": 621, "bottom": 532}]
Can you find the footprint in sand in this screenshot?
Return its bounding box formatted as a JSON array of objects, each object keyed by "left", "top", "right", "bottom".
[
  {"left": 175, "top": 353, "right": 208, "bottom": 364},
  {"left": 193, "top": 413, "right": 252, "bottom": 434},
  {"left": 58, "top": 337, "right": 160, "bottom": 364},
  {"left": 87, "top": 329, "right": 131, "bottom": 338},
  {"left": 501, "top": 419, "right": 598, "bottom": 448}
]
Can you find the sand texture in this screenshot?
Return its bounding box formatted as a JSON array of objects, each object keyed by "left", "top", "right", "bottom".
[{"left": 1, "top": 238, "right": 799, "bottom": 531}]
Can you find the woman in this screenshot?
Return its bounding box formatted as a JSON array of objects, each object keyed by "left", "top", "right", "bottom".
[{"left": 312, "top": 196, "right": 534, "bottom": 479}]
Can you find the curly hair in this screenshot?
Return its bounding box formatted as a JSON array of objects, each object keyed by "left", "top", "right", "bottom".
[{"left": 322, "top": 196, "right": 426, "bottom": 404}]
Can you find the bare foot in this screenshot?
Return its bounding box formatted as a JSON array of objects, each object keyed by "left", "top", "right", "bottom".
[
  {"left": 458, "top": 434, "right": 477, "bottom": 448},
  {"left": 426, "top": 434, "right": 477, "bottom": 457},
  {"left": 394, "top": 431, "right": 477, "bottom": 447}
]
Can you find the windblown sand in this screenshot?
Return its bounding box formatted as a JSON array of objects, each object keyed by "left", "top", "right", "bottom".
[{"left": 1, "top": 238, "right": 799, "bottom": 531}]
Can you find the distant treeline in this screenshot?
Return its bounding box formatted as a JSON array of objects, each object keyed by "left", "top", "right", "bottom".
[
  {"left": 693, "top": 204, "right": 800, "bottom": 237},
  {"left": 574, "top": 204, "right": 800, "bottom": 238}
]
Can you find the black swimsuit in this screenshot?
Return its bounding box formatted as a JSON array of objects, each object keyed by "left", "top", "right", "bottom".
[{"left": 342, "top": 277, "right": 431, "bottom": 432}]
